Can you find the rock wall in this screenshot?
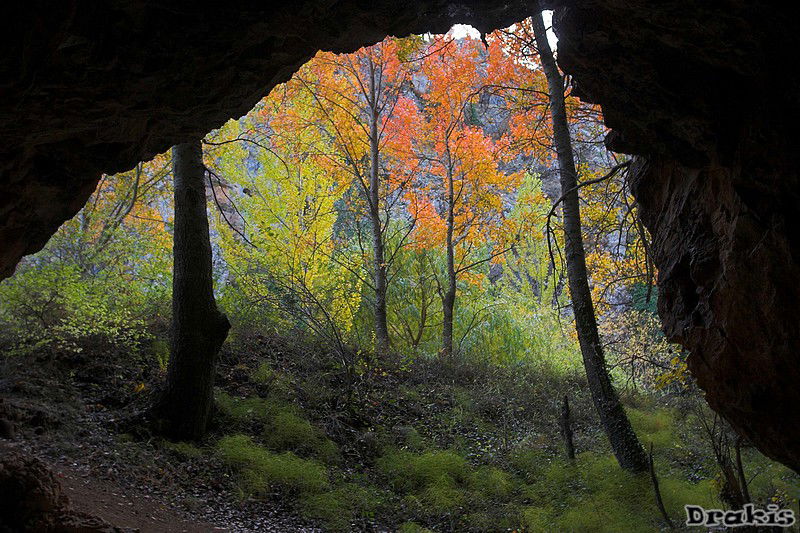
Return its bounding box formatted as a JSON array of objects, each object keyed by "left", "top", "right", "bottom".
[
  {"left": 2, "top": 1, "right": 799, "bottom": 471},
  {"left": 554, "top": 1, "right": 800, "bottom": 471},
  {"left": 0, "top": 0, "right": 528, "bottom": 279}
]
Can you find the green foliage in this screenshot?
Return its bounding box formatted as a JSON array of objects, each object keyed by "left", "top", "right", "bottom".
[
  {"left": 251, "top": 362, "right": 273, "bottom": 384},
  {"left": 398, "top": 522, "right": 435, "bottom": 533},
  {"left": 378, "top": 449, "right": 472, "bottom": 516},
  {"left": 216, "top": 435, "right": 329, "bottom": 497},
  {"left": 626, "top": 407, "right": 676, "bottom": 450},
  {"left": 300, "top": 483, "right": 383, "bottom": 531},
  {"left": 379, "top": 450, "right": 470, "bottom": 492},
  {"left": 215, "top": 391, "right": 275, "bottom": 424},
  {"left": 152, "top": 339, "right": 170, "bottom": 371},
  {"left": 161, "top": 440, "right": 204, "bottom": 459},
  {"left": 263, "top": 406, "right": 339, "bottom": 462},
  {"left": 469, "top": 466, "right": 513, "bottom": 499},
  {"left": 0, "top": 261, "right": 153, "bottom": 355}
]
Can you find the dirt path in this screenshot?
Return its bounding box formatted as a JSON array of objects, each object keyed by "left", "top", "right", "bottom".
[{"left": 56, "top": 464, "right": 228, "bottom": 533}]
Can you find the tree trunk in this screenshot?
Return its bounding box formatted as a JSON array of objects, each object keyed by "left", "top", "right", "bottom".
[
  {"left": 532, "top": 12, "right": 648, "bottom": 472},
  {"left": 441, "top": 158, "right": 457, "bottom": 358},
  {"left": 151, "top": 140, "right": 230, "bottom": 440},
  {"left": 560, "top": 395, "right": 576, "bottom": 460},
  {"left": 368, "top": 66, "right": 390, "bottom": 357}
]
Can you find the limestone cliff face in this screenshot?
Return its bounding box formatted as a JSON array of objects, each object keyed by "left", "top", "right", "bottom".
[
  {"left": 2, "top": 1, "right": 799, "bottom": 470},
  {"left": 554, "top": 1, "right": 800, "bottom": 471}
]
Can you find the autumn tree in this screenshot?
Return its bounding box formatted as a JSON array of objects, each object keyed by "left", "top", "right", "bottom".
[
  {"left": 150, "top": 141, "right": 230, "bottom": 440},
  {"left": 529, "top": 12, "right": 648, "bottom": 472},
  {"left": 409, "top": 35, "right": 522, "bottom": 358},
  {"left": 277, "top": 39, "right": 418, "bottom": 358}
]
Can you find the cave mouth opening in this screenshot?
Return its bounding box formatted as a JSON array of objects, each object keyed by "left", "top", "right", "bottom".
[{"left": 3, "top": 2, "right": 794, "bottom": 520}]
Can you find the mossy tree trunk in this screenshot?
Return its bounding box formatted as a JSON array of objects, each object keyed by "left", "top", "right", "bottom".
[
  {"left": 532, "top": 11, "right": 648, "bottom": 472},
  {"left": 151, "top": 140, "right": 230, "bottom": 440}
]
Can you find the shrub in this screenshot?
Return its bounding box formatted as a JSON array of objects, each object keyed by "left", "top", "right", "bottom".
[{"left": 216, "top": 434, "right": 329, "bottom": 497}]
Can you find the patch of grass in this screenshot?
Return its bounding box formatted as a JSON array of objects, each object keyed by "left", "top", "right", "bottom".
[
  {"left": 508, "top": 447, "right": 554, "bottom": 483},
  {"left": 379, "top": 449, "right": 472, "bottom": 516},
  {"left": 626, "top": 407, "right": 676, "bottom": 450},
  {"left": 418, "top": 474, "right": 465, "bottom": 513},
  {"left": 395, "top": 425, "right": 425, "bottom": 451},
  {"left": 378, "top": 450, "right": 470, "bottom": 492},
  {"left": 398, "top": 522, "right": 435, "bottom": 533},
  {"left": 216, "top": 434, "right": 329, "bottom": 497},
  {"left": 469, "top": 465, "right": 513, "bottom": 499},
  {"left": 520, "top": 505, "right": 557, "bottom": 533},
  {"left": 161, "top": 440, "right": 204, "bottom": 459},
  {"left": 264, "top": 406, "right": 338, "bottom": 462},
  {"left": 516, "top": 451, "right": 722, "bottom": 532},
  {"left": 215, "top": 390, "right": 275, "bottom": 424},
  {"left": 251, "top": 361, "right": 273, "bottom": 384},
  {"left": 300, "top": 483, "right": 384, "bottom": 532}
]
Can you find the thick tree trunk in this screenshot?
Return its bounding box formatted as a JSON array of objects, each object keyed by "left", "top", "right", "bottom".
[
  {"left": 151, "top": 140, "right": 230, "bottom": 440},
  {"left": 441, "top": 160, "right": 457, "bottom": 358},
  {"left": 532, "top": 12, "right": 648, "bottom": 472}
]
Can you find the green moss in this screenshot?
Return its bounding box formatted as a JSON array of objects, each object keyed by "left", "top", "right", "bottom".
[
  {"left": 661, "top": 477, "right": 719, "bottom": 515},
  {"left": 378, "top": 450, "right": 469, "bottom": 492},
  {"left": 521, "top": 505, "right": 556, "bottom": 533},
  {"left": 263, "top": 406, "right": 338, "bottom": 462},
  {"left": 508, "top": 447, "right": 554, "bottom": 483},
  {"left": 626, "top": 407, "right": 676, "bottom": 450},
  {"left": 251, "top": 361, "right": 274, "bottom": 384},
  {"left": 517, "top": 451, "right": 722, "bottom": 532},
  {"left": 398, "top": 522, "right": 435, "bottom": 533},
  {"left": 216, "top": 434, "right": 328, "bottom": 497},
  {"left": 469, "top": 465, "right": 513, "bottom": 499},
  {"left": 215, "top": 390, "right": 275, "bottom": 424},
  {"left": 379, "top": 449, "right": 472, "bottom": 517},
  {"left": 420, "top": 475, "right": 465, "bottom": 513},
  {"left": 162, "top": 440, "right": 204, "bottom": 459},
  {"left": 300, "top": 483, "right": 383, "bottom": 532}
]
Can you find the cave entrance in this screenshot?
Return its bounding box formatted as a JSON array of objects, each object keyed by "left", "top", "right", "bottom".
[{"left": 3, "top": 4, "right": 800, "bottom": 531}]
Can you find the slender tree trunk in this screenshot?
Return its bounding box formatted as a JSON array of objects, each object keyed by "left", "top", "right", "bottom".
[
  {"left": 532, "top": 12, "right": 648, "bottom": 472},
  {"left": 368, "top": 67, "right": 390, "bottom": 357},
  {"left": 441, "top": 158, "right": 457, "bottom": 358},
  {"left": 151, "top": 140, "right": 230, "bottom": 440},
  {"left": 560, "top": 395, "right": 576, "bottom": 460}
]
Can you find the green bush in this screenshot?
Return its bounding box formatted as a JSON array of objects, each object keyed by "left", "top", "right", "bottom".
[{"left": 216, "top": 434, "right": 329, "bottom": 497}]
